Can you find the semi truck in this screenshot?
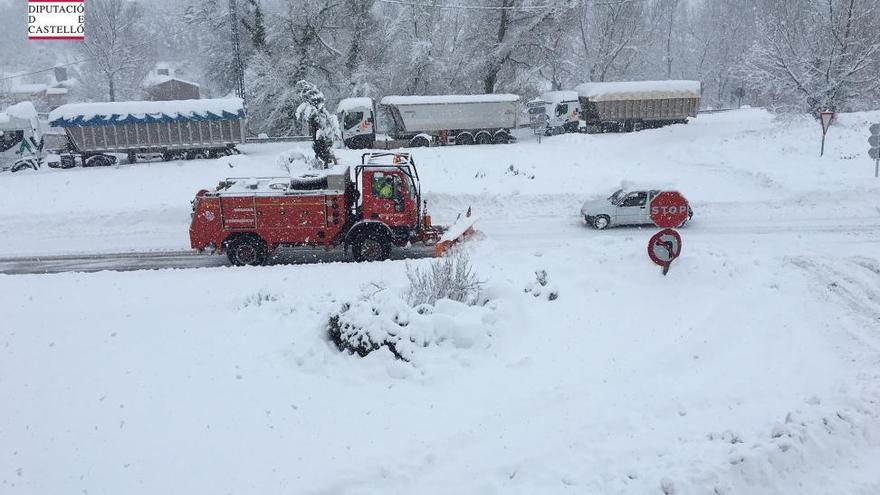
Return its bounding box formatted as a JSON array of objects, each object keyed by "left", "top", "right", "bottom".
[
  {"left": 525, "top": 90, "right": 580, "bottom": 135},
  {"left": 575, "top": 80, "right": 701, "bottom": 132},
  {"left": 189, "top": 152, "right": 477, "bottom": 266},
  {"left": 336, "top": 94, "right": 519, "bottom": 149},
  {"left": 0, "top": 101, "right": 42, "bottom": 172},
  {"left": 47, "top": 98, "right": 246, "bottom": 166}
]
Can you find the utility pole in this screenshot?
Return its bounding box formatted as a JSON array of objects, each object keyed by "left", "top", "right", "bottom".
[{"left": 229, "top": 0, "right": 245, "bottom": 103}]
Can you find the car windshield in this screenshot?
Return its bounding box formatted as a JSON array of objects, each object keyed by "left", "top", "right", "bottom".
[{"left": 608, "top": 189, "right": 626, "bottom": 205}]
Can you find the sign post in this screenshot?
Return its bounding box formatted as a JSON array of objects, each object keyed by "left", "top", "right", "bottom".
[
  {"left": 870, "top": 123, "right": 880, "bottom": 178},
  {"left": 819, "top": 111, "right": 834, "bottom": 157},
  {"left": 647, "top": 191, "right": 690, "bottom": 276}
]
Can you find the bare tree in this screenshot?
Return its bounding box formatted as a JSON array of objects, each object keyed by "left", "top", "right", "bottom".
[
  {"left": 742, "top": 0, "right": 880, "bottom": 113},
  {"left": 81, "top": 0, "right": 148, "bottom": 101}
]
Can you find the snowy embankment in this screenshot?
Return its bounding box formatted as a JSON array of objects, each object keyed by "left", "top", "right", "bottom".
[{"left": 2, "top": 109, "right": 880, "bottom": 493}]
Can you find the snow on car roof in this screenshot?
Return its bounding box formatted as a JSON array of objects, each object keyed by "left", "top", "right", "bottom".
[
  {"left": 336, "top": 97, "right": 373, "bottom": 113},
  {"left": 576, "top": 80, "right": 701, "bottom": 101},
  {"left": 48, "top": 98, "right": 244, "bottom": 127},
  {"left": 380, "top": 94, "right": 520, "bottom": 106}
]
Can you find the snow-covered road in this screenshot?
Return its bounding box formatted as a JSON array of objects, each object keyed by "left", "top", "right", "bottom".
[{"left": 2, "top": 109, "right": 880, "bottom": 494}]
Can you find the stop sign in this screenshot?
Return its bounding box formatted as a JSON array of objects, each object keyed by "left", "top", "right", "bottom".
[{"left": 649, "top": 191, "right": 690, "bottom": 228}]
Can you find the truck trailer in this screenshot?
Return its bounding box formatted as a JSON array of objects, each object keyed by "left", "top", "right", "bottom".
[
  {"left": 190, "top": 152, "right": 477, "bottom": 265},
  {"left": 48, "top": 98, "right": 246, "bottom": 166},
  {"left": 337, "top": 94, "right": 519, "bottom": 149},
  {"left": 575, "top": 80, "right": 701, "bottom": 132}
]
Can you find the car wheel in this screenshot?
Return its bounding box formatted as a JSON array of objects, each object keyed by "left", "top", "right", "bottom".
[
  {"left": 593, "top": 215, "right": 610, "bottom": 230},
  {"left": 226, "top": 236, "right": 267, "bottom": 266}
]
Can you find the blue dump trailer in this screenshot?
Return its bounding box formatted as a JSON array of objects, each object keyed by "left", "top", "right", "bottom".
[{"left": 48, "top": 98, "right": 246, "bottom": 166}]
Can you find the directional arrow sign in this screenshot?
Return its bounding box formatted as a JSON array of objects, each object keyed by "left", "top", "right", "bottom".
[
  {"left": 870, "top": 135, "right": 880, "bottom": 147},
  {"left": 870, "top": 123, "right": 880, "bottom": 135},
  {"left": 870, "top": 148, "right": 880, "bottom": 161}
]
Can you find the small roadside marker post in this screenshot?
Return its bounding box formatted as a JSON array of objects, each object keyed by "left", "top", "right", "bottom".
[
  {"left": 819, "top": 111, "right": 835, "bottom": 157},
  {"left": 869, "top": 123, "right": 880, "bottom": 178}
]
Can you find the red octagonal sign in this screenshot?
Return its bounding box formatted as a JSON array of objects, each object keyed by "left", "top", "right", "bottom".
[{"left": 649, "top": 191, "right": 690, "bottom": 228}]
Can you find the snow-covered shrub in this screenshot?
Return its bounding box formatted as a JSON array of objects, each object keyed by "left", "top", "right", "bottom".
[
  {"left": 294, "top": 80, "right": 341, "bottom": 169},
  {"left": 405, "top": 249, "right": 482, "bottom": 306},
  {"left": 328, "top": 251, "right": 496, "bottom": 362},
  {"left": 524, "top": 269, "right": 558, "bottom": 301},
  {"left": 277, "top": 148, "right": 320, "bottom": 173},
  {"left": 327, "top": 288, "right": 495, "bottom": 362}
]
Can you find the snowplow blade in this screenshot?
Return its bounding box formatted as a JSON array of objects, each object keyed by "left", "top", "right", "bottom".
[{"left": 434, "top": 207, "right": 478, "bottom": 257}]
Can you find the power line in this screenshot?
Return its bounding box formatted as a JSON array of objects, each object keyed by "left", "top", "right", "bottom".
[
  {"left": 0, "top": 59, "right": 92, "bottom": 83},
  {"left": 376, "top": 0, "right": 559, "bottom": 10}
]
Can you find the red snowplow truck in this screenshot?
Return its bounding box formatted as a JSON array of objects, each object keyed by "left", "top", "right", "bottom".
[{"left": 190, "top": 152, "right": 476, "bottom": 265}]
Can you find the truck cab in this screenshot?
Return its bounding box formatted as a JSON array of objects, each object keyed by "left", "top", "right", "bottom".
[
  {"left": 0, "top": 101, "right": 42, "bottom": 172},
  {"left": 336, "top": 97, "right": 375, "bottom": 149},
  {"left": 526, "top": 91, "right": 580, "bottom": 135}
]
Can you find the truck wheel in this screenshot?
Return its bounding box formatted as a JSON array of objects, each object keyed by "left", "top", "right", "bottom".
[
  {"left": 492, "top": 131, "right": 509, "bottom": 144},
  {"left": 86, "top": 155, "right": 113, "bottom": 167},
  {"left": 352, "top": 232, "right": 391, "bottom": 262},
  {"left": 409, "top": 135, "right": 430, "bottom": 148},
  {"left": 593, "top": 215, "right": 610, "bottom": 230},
  {"left": 474, "top": 132, "right": 492, "bottom": 145},
  {"left": 226, "top": 237, "right": 267, "bottom": 266},
  {"left": 455, "top": 132, "right": 474, "bottom": 145},
  {"left": 10, "top": 159, "right": 38, "bottom": 172}
]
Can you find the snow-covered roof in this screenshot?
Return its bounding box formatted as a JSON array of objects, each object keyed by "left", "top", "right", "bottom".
[
  {"left": 142, "top": 74, "right": 201, "bottom": 89},
  {"left": 539, "top": 90, "right": 578, "bottom": 103},
  {"left": 48, "top": 98, "right": 245, "bottom": 127},
  {"left": 336, "top": 97, "right": 373, "bottom": 113},
  {"left": 380, "top": 94, "right": 520, "bottom": 106},
  {"left": 46, "top": 87, "right": 68, "bottom": 95},
  {"left": 11, "top": 83, "right": 48, "bottom": 94},
  {"left": 576, "top": 81, "right": 701, "bottom": 101}
]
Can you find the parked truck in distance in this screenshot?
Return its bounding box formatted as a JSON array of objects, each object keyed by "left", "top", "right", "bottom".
[
  {"left": 0, "top": 101, "right": 43, "bottom": 172},
  {"left": 575, "top": 80, "right": 701, "bottom": 132},
  {"left": 526, "top": 90, "right": 580, "bottom": 135},
  {"left": 48, "top": 98, "right": 246, "bottom": 167},
  {"left": 337, "top": 94, "right": 519, "bottom": 149},
  {"left": 189, "top": 152, "right": 477, "bottom": 266}
]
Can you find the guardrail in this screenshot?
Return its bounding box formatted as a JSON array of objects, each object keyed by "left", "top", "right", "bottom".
[{"left": 245, "top": 135, "right": 312, "bottom": 143}]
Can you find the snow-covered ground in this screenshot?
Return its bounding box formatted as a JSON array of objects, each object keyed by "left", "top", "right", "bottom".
[{"left": 2, "top": 109, "right": 880, "bottom": 493}]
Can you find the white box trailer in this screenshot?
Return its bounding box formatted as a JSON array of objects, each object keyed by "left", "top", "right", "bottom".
[
  {"left": 575, "top": 80, "right": 701, "bottom": 132},
  {"left": 48, "top": 98, "right": 246, "bottom": 166},
  {"left": 336, "top": 94, "right": 519, "bottom": 149}
]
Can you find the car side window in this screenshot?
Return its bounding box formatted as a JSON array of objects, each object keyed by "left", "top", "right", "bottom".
[
  {"left": 0, "top": 130, "right": 24, "bottom": 153},
  {"left": 621, "top": 192, "right": 647, "bottom": 207}
]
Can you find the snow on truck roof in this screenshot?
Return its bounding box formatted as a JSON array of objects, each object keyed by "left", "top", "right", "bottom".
[
  {"left": 48, "top": 98, "right": 244, "bottom": 127},
  {"left": 576, "top": 80, "right": 701, "bottom": 101},
  {"left": 540, "top": 90, "right": 578, "bottom": 103},
  {"left": 380, "top": 94, "right": 520, "bottom": 106},
  {"left": 0, "top": 101, "right": 38, "bottom": 128},
  {"left": 336, "top": 97, "right": 373, "bottom": 112}
]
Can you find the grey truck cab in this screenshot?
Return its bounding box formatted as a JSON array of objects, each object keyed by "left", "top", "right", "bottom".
[{"left": 581, "top": 188, "right": 693, "bottom": 229}]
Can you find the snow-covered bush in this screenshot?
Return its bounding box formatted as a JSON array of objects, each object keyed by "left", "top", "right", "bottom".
[
  {"left": 277, "top": 148, "right": 320, "bottom": 173},
  {"left": 524, "top": 269, "right": 558, "bottom": 301},
  {"left": 405, "top": 249, "right": 482, "bottom": 307},
  {"left": 328, "top": 250, "right": 493, "bottom": 362}
]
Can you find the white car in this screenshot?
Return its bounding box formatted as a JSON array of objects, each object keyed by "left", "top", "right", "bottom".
[{"left": 581, "top": 188, "right": 693, "bottom": 229}]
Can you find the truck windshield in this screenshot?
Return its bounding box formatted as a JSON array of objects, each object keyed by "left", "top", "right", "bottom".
[
  {"left": 343, "top": 111, "right": 363, "bottom": 129},
  {"left": 0, "top": 130, "right": 24, "bottom": 153}
]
